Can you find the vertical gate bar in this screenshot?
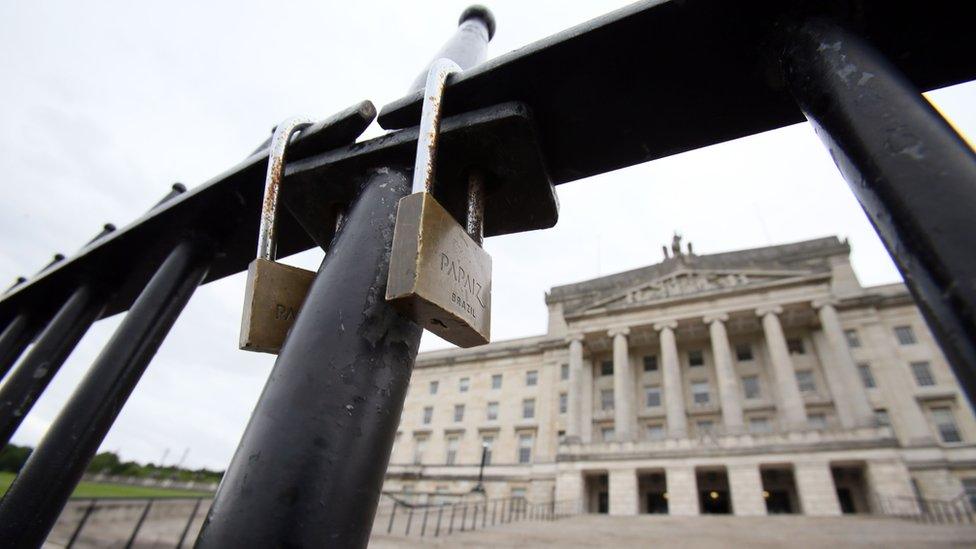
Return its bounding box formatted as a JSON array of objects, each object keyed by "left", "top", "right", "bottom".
[
  {"left": 405, "top": 507, "right": 414, "bottom": 535},
  {"left": 176, "top": 497, "right": 205, "bottom": 549},
  {"left": 782, "top": 18, "right": 976, "bottom": 405},
  {"left": 0, "top": 313, "right": 33, "bottom": 382},
  {"left": 449, "top": 504, "right": 456, "bottom": 534},
  {"left": 387, "top": 501, "right": 397, "bottom": 534},
  {"left": 492, "top": 499, "right": 497, "bottom": 525},
  {"left": 482, "top": 500, "right": 487, "bottom": 527},
  {"left": 420, "top": 504, "right": 429, "bottom": 536},
  {"left": 0, "top": 284, "right": 106, "bottom": 447},
  {"left": 435, "top": 504, "right": 443, "bottom": 537},
  {"left": 125, "top": 500, "right": 154, "bottom": 549},
  {"left": 460, "top": 504, "right": 467, "bottom": 531},
  {"left": 65, "top": 499, "right": 97, "bottom": 549},
  {"left": 0, "top": 238, "right": 213, "bottom": 546},
  {"left": 194, "top": 169, "right": 422, "bottom": 548}
]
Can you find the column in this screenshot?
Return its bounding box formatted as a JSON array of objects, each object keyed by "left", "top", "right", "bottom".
[
  {"left": 794, "top": 461, "right": 842, "bottom": 516},
  {"left": 608, "top": 468, "right": 638, "bottom": 515},
  {"left": 555, "top": 470, "right": 584, "bottom": 514},
  {"left": 811, "top": 330, "right": 856, "bottom": 428},
  {"left": 609, "top": 327, "right": 636, "bottom": 440},
  {"left": 864, "top": 322, "right": 933, "bottom": 446},
  {"left": 704, "top": 313, "right": 744, "bottom": 432},
  {"left": 581, "top": 359, "right": 594, "bottom": 443},
  {"left": 665, "top": 465, "right": 699, "bottom": 516},
  {"left": 866, "top": 459, "right": 918, "bottom": 515},
  {"left": 566, "top": 334, "right": 585, "bottom": 441},
  {"left": 656, "top": 321, "right": 687, "bottom": 438},
  {"left": 728, "top": 463, "right": 766, "bottom": 516},
  {"left": 814, "top": 300, "right": 875, "bottom": 427},
  {"left": 757, "top": 305, "right": 807, "bottom": 427}
]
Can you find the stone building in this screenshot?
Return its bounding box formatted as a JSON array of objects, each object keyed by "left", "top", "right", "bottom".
[{"left": 383, "top": 236, "right": 976, "bottom": 516}]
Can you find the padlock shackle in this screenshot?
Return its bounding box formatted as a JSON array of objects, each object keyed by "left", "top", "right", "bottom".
[
  {"left": 257, "top": 117, "right": 313, "bottom": 261},
  {"left": 412, "top": 58, "right": 461, "bottom": 195}
]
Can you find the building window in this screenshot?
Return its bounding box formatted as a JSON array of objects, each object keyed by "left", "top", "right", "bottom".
[
  {"left": 858, "top": 363, "right": 876, "bottom": 389},
  {"left": 844, "top": 329, "right": 862, "bottom": 348},
  {"left": 517, "top": 434, "right": 533, "bottom": 463},
  {"left": 749, "top": 417, "right": 771, "bottom": 434},
  {"left": 559, "top": 393, "right": 567, "bottom": 414},
  {"left": 963, "top": 478, "right": 976, "bottom": 509},
  {"left": 735, "top": 343, "right": 753, "bottom": 361},
  {"left": 560, "top": 363, "right": 569, "bottom": 380},
  {"left": 696, "top": 420, "right": 714, "bottom": 435},
  {"left": 526, "top": 370, "right": 538, "bottom": 386},
  {"left": 688, "top": 350, "right": 704, "bottom": 367},
  {"left": 808, "top": 413, "right": 827, "bottom": 430},
  {"left": 413, "top": 437, "right": 427, "bottom": 464},
  {"left": 894, "top": 325, "right": 917, "bottom": 345},
  {"left": 931, "top": 407, "right": 962, "bottom": 443},
  {"left": 601, "top": 360, "right": 613, "bottom": 376},
  {"left": 423, "top": 406, "right": 433, "bottom": 425},
  {"left": 741, "top": 375, "right": 761, "bottom": 399},
  {"left": 486, "top": 401, "right": 499, "bottom": 421},
  {"left": 795, "top": 370, "right": 816, "bottom": 393},
  {"left": 875, "top": 409, "right": 891, "bottom": 427},
  {"left": 491, "top": 374, "right": 502, "bottom": 389},
  {"left": 445, "top": 436, "right": 459, "bottom": 465},
  {"left": 429, "top": 380, "right": 439, "bottom": 395},
  {"left": 523, "top": 398, "right": 535, "bottom": 419},
  {"left": 645, "top": 386, "right": 661, "bottom": 408},
  {"left": 787, "top": 338, "right": 805, "bottom": 355},
  {"left": 910, "top": 361, "right": 935, "bottom": 386},
  {"left": 481, "top": 435, "right": 494, "bottom": 465},
  {"left": 459, "top": 377, "right": 470, "bottom": 392},
  {"left": 454, "top": 404, "right": 465, "bottom": 422},
  {"left": 600, "top": 389, "right": 614, "bottom": 411},
  {"left": 643, "top": 355, "right": 658, "bottom": 372},
  {"left": 691, "top": 381, "right": 710, "bottom": 405},
  {"left": 601, "top": 427, "right": 615, "bottom": 441},
  {"left": 646, "top": 424, "right": 665, "bottom": 440}
]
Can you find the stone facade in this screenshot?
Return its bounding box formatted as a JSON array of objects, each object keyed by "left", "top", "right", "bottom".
[{"left": 382, "top": 236, "right": 976, "bottom": 516}]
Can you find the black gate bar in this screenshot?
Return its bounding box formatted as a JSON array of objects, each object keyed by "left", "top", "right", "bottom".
[
  {"left": 0, "top": 237, "right": 214, "bottom": 547},
  {"left": 194, "top": 168, "right": 423, "bottom": 548},
  {"left": 0, "top": 284, "right": 106, "bottom": 446},
  {"left": 0, "top": 313, "right": 34, "bottom": 381},
  {"left": 782, "top": 18, "right": 976, "bottom": 404}
]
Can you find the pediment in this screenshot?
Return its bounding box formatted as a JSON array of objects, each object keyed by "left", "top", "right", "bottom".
[{"left": 582, "top": 268, "right": 815, "bottom": 312}]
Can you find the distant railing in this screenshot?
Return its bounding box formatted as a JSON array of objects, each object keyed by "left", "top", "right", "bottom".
[
  {"left": 50, "top": 496, "right": 210, "bottom": 549},
  {"left": 378, "top": 494, "right": 579, "bottom": 538},
  {"left": 875, "top": 492, "right": 974, "bottom": 525}
]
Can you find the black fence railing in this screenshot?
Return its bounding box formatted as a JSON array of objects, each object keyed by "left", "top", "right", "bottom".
[
  {"left": 378, "top": 494, "right": 580, "bottom": 538},
  {"left": 0, "top": 1, "right": 973, "bottom": 547},
  {"left": 875, "top": 492, "right": 975, "bottom": 525},
  {"left": 48, "top": 496, "right": 210, "bottom": 549}
]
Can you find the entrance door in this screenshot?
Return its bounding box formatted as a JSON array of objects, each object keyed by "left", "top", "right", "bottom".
[
  {"left": 837, "top": 488, "right": 856, "bottom": 514},
  {"left": 646, "top": 492, "right": 668, "bottom": 514},
  {"left": 765, "top": 490, "right": 793, "bottom": 514},
  {"left": 598, "top": 491, "right": 609, "bottom": 514},
  {"left": 700, "top": 490, "right": 731, "bottom": 514}
]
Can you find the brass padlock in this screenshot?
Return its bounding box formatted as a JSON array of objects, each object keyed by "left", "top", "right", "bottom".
[
  {"left": 239, "top": 117, "right": 316, "bottom": 354},
  {"left": 386, "top": 59, "right": 492, "bottom": 348}
]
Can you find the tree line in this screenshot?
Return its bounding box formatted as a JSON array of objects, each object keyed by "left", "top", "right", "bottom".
[{"left": 0, "top": 443, "right": 223, "bottom": 483}]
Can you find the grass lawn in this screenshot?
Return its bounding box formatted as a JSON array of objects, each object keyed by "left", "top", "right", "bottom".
[{"left": 0, "top": 471, "right": 212, "bottom": 499}]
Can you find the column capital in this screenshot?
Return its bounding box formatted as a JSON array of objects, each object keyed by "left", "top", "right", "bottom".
[
  {"left": 703, "top": 312, "right": 729, "bottom": 324},
  {"left": 565, "top": 332, "right": 586, "bottom": 344},
  {"left": 811, "top": 297, "right": 839, "bottom": 310},
  {"left": 755, "top": 304, "right": 783, "bottom": 317},
  {"left": 607, "top": 326, "right": 630, "bottom": 338},
  {"left": 653, "top": 320, "right": 678, "bottom": 331}
]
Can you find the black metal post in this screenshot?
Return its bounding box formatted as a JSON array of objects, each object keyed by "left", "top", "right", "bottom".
[
  {"left": 449, "top": 504, "right": 456, "bottom": 534},
  {"left": 405, "top": 506, "right": 414, "bottom": 535},
  {"left": 387, "top": 501, "right": 397, "bottom": 534},
  {"left": 783, "top": 18, "right": 976, "bottom": 406},
  {"left": 65, "top": 499, "right": 97, "bottom": 549},
  {"left": 194, "top": 169, "right": 422, "bottom": 548},
  {"left": 125, "top": 500, "right": 154, "bottom": 549},
  {"left": 0, "top": 284, "right": 105, "bottom": 446},
  {"left": 435, "top": 504, "right": 443, "bottom": 537},
  {"left": 176, "top": 498, "right": 205, "bottom": 549},
  {"left": 0, "top": 312, "right": 33, "bottom": 381},
  {"left": 420, "top": 504, "right": 429, "bottom": 536},
  {"left": 0, "top": 238, "right": 213, "bottom": 547}
]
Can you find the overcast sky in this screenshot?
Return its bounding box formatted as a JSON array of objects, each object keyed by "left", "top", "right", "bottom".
[{"left": 1, "top": 1, "right": 974, "bottom": 471}]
